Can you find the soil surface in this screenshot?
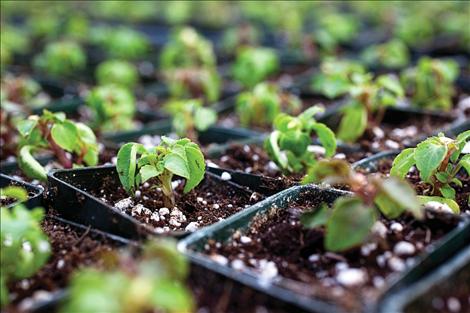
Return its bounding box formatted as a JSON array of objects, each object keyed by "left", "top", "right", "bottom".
[
  {"left": 206, "top": 189, "right": 461, "bottom": 312},
  {"left": 5, "top": 216, "right": 119, "bottom": 312},
  {"left": 89, "top": 173, "right": 259, "bottom": 233},
  {"left": 405, "top": 263, "right": 470, "bottom": 313}
]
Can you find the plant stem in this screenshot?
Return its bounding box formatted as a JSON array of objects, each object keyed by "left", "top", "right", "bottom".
[{"left": 159, "top": 170, "right": 175, "bottom": 208}]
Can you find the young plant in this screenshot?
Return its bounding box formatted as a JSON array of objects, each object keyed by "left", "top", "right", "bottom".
[
  {"left": 394, "top": 14, "right": 434, "bottom": 48},
  {"left": 160, "top": 27, "right": 220, "bottom": 102},
  {"left": 60, "top": 240, "right": 193, "bottom": 313},
  {"left": 33, "top": 40, "right": 87, "bottom": 78},
  {"left": 95, "top": 60, "right": 139, "bottom": 89},
  {"left": 1, "top": 25, "right": 30, "bottom": 58},
  {"left": 164, "top": 99, "right": 217, "bottom": 142},
  {"left": 101, "top": 27, "right": 150, "bottom": 60},
  {"left": 400, "top": 57, "right": 459, "bottom": 111},
  {"left": 221, "top": 23, "right": 260, "bottom": 55},
  {"left": 313, "top": 12, "right": 359, "bottom": 52},
  {"left": 361, "top": 39, "right": 410, "bottom": 69},
  {"left": 17, "top": 110, "right": 99, "bottom": 181},
  {"left": 1, "top": 187, "right": 51, "bottom": 308},
  {"left": 117, "top": 137, "right": 205, "bottom": 208},
  {"left": 232, "top": 47, "right": 279, "bottom": 89},
  {"left": 1, "top": 74, "right": 50, "bottom": 110},
  {"left": 337, "top": 73, "right": 404, "bottom": 143},
  {"left": 236, "top": 82, "right": 301, "bottom": 128},
  {"left": 264, "top": 106, "right": 336, "bottom": 174},
  {"left": 310, "top": 59, "right": 365, "bottom": 99},
  {"left": 301, "top": 159, "right": 422, "bottom": 252},
  {"left": 86, "top": 85, "right": 136, "bottom": 132},
  {"left": 391, "top": 131, "right": 470, "bottom": 211}
]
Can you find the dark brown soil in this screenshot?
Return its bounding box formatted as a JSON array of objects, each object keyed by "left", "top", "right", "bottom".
[
  {"left": 206, "top": 189, "right": 461, "bottom": 312},
  {"left": 89, "top": 174, "right": 259, "bottom": 233},
  {"left": 5, "top": 216, "right": 119, "bottom": 311},
  {"left": 405, "top": 263, "right": 470, "bottom": 313}
]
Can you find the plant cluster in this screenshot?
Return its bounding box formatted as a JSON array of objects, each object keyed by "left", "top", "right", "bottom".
[
  {"left": 264, "top": 106, "right": 336, "bottom": 174},
  {"left": 1, "top": 74, "right": 50, "bottom": 111},
  {"left": 301, "top": 159, "right": 422, "bottom": 251},
  {"left": 117, "top": 137, "right": 205, "bottom": 208},
  {"left": 98, "top": 27, "right": 150, "bottom": 60},
  {"left": 1, "top": 186, "right": 51, "bottom": 308},
  {"left": 232, "top": 47, "right": 279, "bottom": 89},
  {"left": 236, "top": 82, "right": 301, "bottom": 128},
  {"left": 95, "top": 60, "right": 139, "bottom": 89},
  {"left": 361, "top": 39, "right": 410, "bottom": 69},
  {"left": 17, "top": 110, "right": 99, "bottom": 181},
  {"left": 391, "top": 131, "right": 470, "bottom": 211}
]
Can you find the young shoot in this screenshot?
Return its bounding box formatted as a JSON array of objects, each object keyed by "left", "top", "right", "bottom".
[
  {"left": 33, "top": 40, "right": 87, "bottom": 78},
  {"left": 117, "top": 137, "right": 205, "bottom": 208},
  {"left": 86, "top": 85, "right": 136, "bottom": 132},
  {"left": 264, "top": 106, "right": 336, "bottom": 174},
  {"left": 60, "top": 240, "right": 193, "bottom": 313},
  {"left": 164, "top": 99, "right": 217, "bottom": 142},
  {"left": 95, "top": 60, "right": 139, "bottom": 89},
  {"left": 400, "top": 57, "right": 459, "bottom": 111},
  {"left": 160, "top": 27, "right": 220, "bottom": 102},
  {"left": 236, "top": 82, "right": 301, "bottom": 128},
  {"left": 361, "top": 39, "right": 410, "bottom": 69},
  {"left": 17, "top": 110, "right": 99, "bottom": 181},
  {"left": 337, "top": 73, "right": 404, "bottom": 143},
  {"left": 1, "top": 74, "right": 50, "bottom": 111},
  {"left": 313, "top": 13, "right": 359, "bottom": 52},
  {"left": 301, "top": 159, "right": 421, "bottom": 252},
  {"left": 101, "top": 27, "right": 150, "bottom": 60},
  {"left": 310, "top": 59, "right": 365, "bottom": 99},
  {"left": 1, "top": 187, "right": 51, "bottom": 308},
  {"left": 391, "top": 131, "right": 470, "bottom": 211},
  {"left": 232, "top": 47, "right": 279, "bottom": 89}
]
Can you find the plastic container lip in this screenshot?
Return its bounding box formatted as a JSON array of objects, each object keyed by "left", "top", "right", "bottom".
[{"left": 0, "top": 173, "right": 44, "bottom": 209}]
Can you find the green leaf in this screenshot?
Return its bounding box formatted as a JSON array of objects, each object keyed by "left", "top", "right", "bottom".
[
  {"left": 183, "top": 144, "right": 205, "bottom": 193},
  {"left": 435, "top": 172, "right": 449, "bottom": 183},
  {"left": 0, "top": 186, "right": 28, "bottom": 203},
  {"left": 140, "top": 165, "right": 161, "bottom": 183},
  {"left": 439, "top": 184, "right": 456, "bottom": 200},
  {"left": 300, "top": 204, "right": 330, "bottom": 228},
  {"left": 415, "top": 137, "right": 448, "bottom": 182},
  {"left": 18, "top": 145, "right": 47, "bottom": 182},
  {"left": 311, "top": 122, "right": 336, "bottom": 157},
  {"left": 378, "top": 74, "right": 404, "bottom": 97},
  {"left": 303, "top": 159, "right": 351, "bottom": 185},
  {"left": 265, "top": 131, "right": 288, "bottom": 170},
  {"left": 17, "top": 118, "right": 38, "bottom": 137},
  {"left": 459, "top": 154, "right": 470, "bottom": 175},
  {"left": 51, "top": 120, "right": 78, "bottom": 152},
  {"left": 455, "top": 130, "right": 470, "bottom": 146},
  {"left": 194, "top": 107, "right": 217, "bottom": 132},
  {"left": 164, "top": 153, "right": 189, "bottom": 179},
  {"left": 390, "top": 148, "right": 416, "bottom": 178},
  {"left": 337, "top": 102, "right": 367, "bottom": 143},
  {"left": 375, "top": 192, "right": 406, "bottom": 219},
  {"left": 325, "top": 197, "right": 376, "bottom": 252},
  {"left": 417, "top": 196, "right": 460, "bottom": 214},
  {"left": 379, "top": 177, "right": 422, "bottom": 219},
  {"left": 116, "top": 143, "right": 143, "bottom": 194}
]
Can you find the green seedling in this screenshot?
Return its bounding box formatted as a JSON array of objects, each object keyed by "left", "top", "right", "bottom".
[
  {"left": 1, "top": 187, "right": 51, "bottom": 308},
  {"left": 86, "top": 85, "right": 136, "bottom": 132},
  {"left": 101, "top": 27, "right": 150, "bottom": 60},
  {"left": 401, "top": 57, "right": 459, "bottom": 111},
  {"left": 164, "top": 99, "right": 217, "bottom": 142},
  {"left": 117, "top": 137, "right": 205, "bottom": 208},
  {"left": 33, "top": 41, "right": 86, "bottom": 78},
  {"left": 236, "top": 82, "right": 301, "bottom": 128},
  {"left": 337, "top": 73, "right": 404, "bottom": 143},
  {"left": 232, "top": 47, "right": 279, "bottom": 89},
  {"left": 391, "top": 131, "right": 470, "bottom": 211},
  {"left": 361, "top": 39, "right": 410, "bottom": 69},
  {"left": 301, "top": 159, "right": 421, "bottom": 251},
  {"left": 96, "top": 60, "right": 139, "bottom": 89},
  {"left": 264, "top": 106, "right": 336, "bottom": 174},
  {"left": 1, "top": 74, "right": 49, "bottom": 111},
  {"left": 17, "top": 110, "right": 99, "bottom": 181}
]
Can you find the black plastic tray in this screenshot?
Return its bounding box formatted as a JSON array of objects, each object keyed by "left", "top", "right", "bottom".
[{"left": 1, "top": 173, "right": 44, "bottom": 208}]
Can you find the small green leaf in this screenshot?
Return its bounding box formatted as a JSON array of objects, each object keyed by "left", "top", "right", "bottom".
[
  {"left": 17, "top": 118, "right": 38, "bottom": 137},
  {"left": 164, "top": 153, "right": 189, "bottom": 179},
  {"left": 439, "top": 184, "right": 456, "bottom": 200},
  {"left": 303, "top": 159, "right": 351, "bottom": 185},
  {"left": 140, "top": 165, "right": 161, "bottom": 183},
  {"left": 375, "top": 192, "right": 406, "bottom": 219},
  {"left": 0, "top": 186, "right": 28, "bottom": 203},
  {"left": 390, "top": 148, "right": 416, "bottom": 178},
  {"left": 183, "top": 144, "right": 205, "bottom": 193},
  {"left": 18, "top": 145, "right": 47, "bottom": 182},
  {"left": 337, "top": 102, "right": 368, "bottom": 143},
  {"left": 415, "top": 137, "right": 447, "bottom": 182},
  {"left": 117, "top": 143, "right": 144, "bottom": 194},
  {"left": 300, "top": 204, "right": 330, "bottom": 228},
  {"left": 459, "top": 154, "right": 470, "bottom": 175},
  {"left": 325, "top": 197, "right": 376, "bottom": 252},
  {"left": 311, "top": 122, "right": 336, "bottom": 157},
  {"left": 417, "top": 196, "right": 460, "bottom": 214},
  {"left": 194, "top": 107, "right": 217, "bottom": 132},
  {"left": 51, "top": 121, "right": 79, "bottom": 152},
  {"left": 379, "top": 177, "right": 421, "bottom": 219}
]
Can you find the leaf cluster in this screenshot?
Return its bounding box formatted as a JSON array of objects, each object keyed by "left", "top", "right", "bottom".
[
  {"left": 232, "top": 47, "right": 279, "bottom": 88},
  {"left": 95, "top": 60, "right": 139, "bottom": 89},
  {"left": 361, "top": 39, "right": 410, "bottom": 69}
]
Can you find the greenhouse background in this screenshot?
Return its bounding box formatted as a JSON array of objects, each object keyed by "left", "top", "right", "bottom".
[{"left": 1, "top": 1, "right": 469, "bottom": 313}]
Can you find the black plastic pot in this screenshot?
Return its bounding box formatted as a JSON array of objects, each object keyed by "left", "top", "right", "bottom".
[
  {"left": 47, "top": 165, "right": 259, "bottom": 240},
  {"left": 179, "top": 184, "right": 470, "bottom": 313},
  {"left": 1, "top": 173, "right": 44, "bottom": 209},
  {"left": 378, "top": 245, "right": 470, "bottom": 313}
]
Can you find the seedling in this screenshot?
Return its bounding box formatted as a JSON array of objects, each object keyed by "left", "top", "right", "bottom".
[
  {"left": 301, "top": 159, "right": 421, "bottom": 251},
  {"left": 1, "top": 187, "right": 51, "bottom": 308},
  {"left": 310, "top": 59, "right": 365, "bottom": 99},
  {"left": 264, "top": 106, "right": 336, "bottom": 174},
  {"left": 160, "top": 27, "right": 220, "bottom": 102},
  {"left": 394, "top": 14, "right": 434, "bottom": 48},
  {"left": 60, "top": 240, "right": 193, "bottom": 313},
  {"left": 232, "top": 47, "right": 279, "bottom": 88},
  {"left": 101, "top": 27, "right": 150, "bottom": 60},
  {"left": 221, "top": 23, "right": 260, "bottom": 54},
  {"left": 33, "top": 40, "right": 87, "bottom": 78},
  {"left": 86, "top": 85, "right": 136, "bottom": 132},
  {"left": 17, "top": 110, "right": 99, "bottom": 181},
  {"left": 401, "top": 57, "right": 459, "bottom": 111},
  {"left": 313, "top": 13, "right": 359, "bottom": 52},
  {"left": 361, "top": 39, "right": 410, "bottom": 69},
  {"left": 391, "top": 131, "right": 470, "bottom": 211},
  {"left": 236, "top": 82, "right": 301, "bottom": 128},
  {"left": 1, "top": 74, "right": 50, "bottom": 110},
  {"left": 337, "top": 73, "right": 404, "bottom": 143},
  {"left": 95, "top": 60, "right": 139, "bottom": 89},
  {"left": 117, "top": 137, "right": 205, "bottom": 208},
  {"left": 164, "top": 99, "right": 217, "bottom": 142},
  {"left": 1, "top": 25, "right": 30, "bottom": 58}
]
